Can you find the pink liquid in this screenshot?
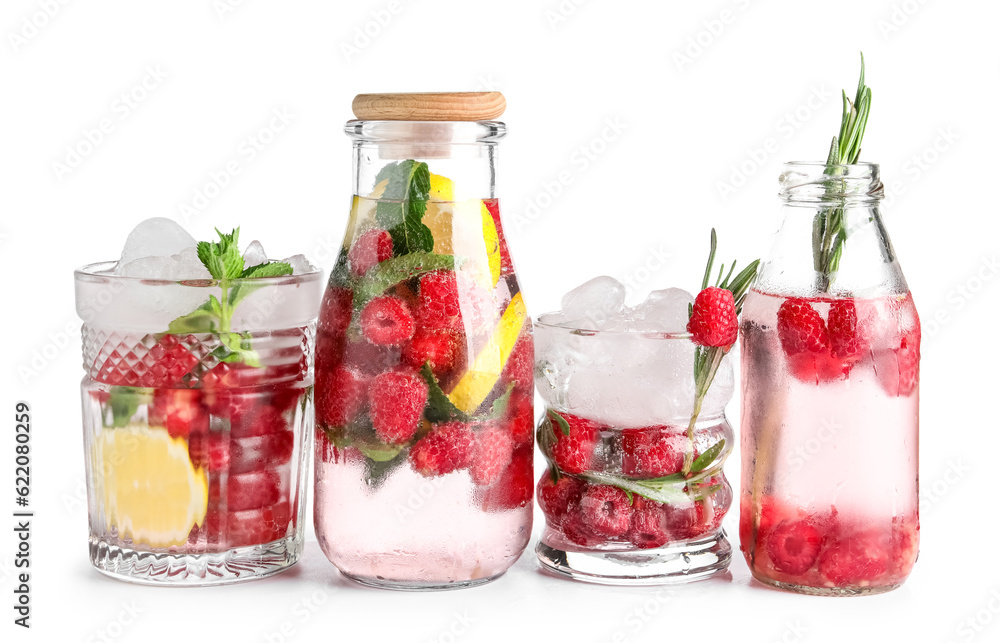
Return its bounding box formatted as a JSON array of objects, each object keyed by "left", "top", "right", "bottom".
[{"left": 739, "top": 290, "right": 919, "bottom": 593}]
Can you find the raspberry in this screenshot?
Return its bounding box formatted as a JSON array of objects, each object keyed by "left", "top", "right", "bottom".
[
  {"left": 550, "top": 413, "right": 600, "bottom": 475},
  {"left": 561, "top": 511, "right": 603, "bottom": 547},
  {"left": 765, "top": 519, "right": 824, "bottom": 575},
  {"left": 877, "top": 323, "right": 921, "bottom": 397},
  {"left": 818, "top": 530, "right": 890, "bottom": 586},
  {"left": 416, "top": 271, "right": 496, "bottom": 331},
  {"left": 501, "top": 331, "right": 534, "bottom": 391},
  {"left": 506, "top": 390, "right": 535, "bottom": 446},
  {"left": 579, "top": 484, "right": 632, "bottom": 537},
  {"left": 537, "top": 472, "right": 584, "bottom": 527},
  {"left": 344, "top": 340, "right": 401, "bottom": 377},
  {"left": 687, "top": 286, "right": 738, "bottom": 347},
  {"left": 348, "top": 229, "right": 393, "bottom": 276},
  {"left": 231, "top": 404, "right": 289, "bottom": 438},
  {"left": 227, "top": 469, "right": 282, "bottom": 512},
  {"left": 661, "top": 500, "right": 713, "bottom": 541},
  {"left": 777, "top": 298, "right": 848, "bottom": 383},
  {"left": 315, "top": 365, "right": 367, "bottom": 427},
  {"left": 409, "top": 422, "right": 475, "bottom": 477},
  {"left": 370, "top": 369, "right": 428, "bottom": 445},
  {"left": 627, "top": 498, "right": 670, "bottom": 549},
  {"left": 319, "top": 287, "right": 354, "bottom": 335},
  {"left": 401, "top": 328, "right": 464, "bottom": 377},
  {"left": 620, "top": 427, "right": 691, "bottom": 477},
  {"left": 361, "top": 296, "right": 415, "bottom": 346},
  {"left": 469, "top": 425, "right": 515, "bottom": 485},
  {"left": 828, "top": 299, "right": 867, "bottom": 360},
  {"left": 149, "top": 389, "right": 208, "bottom": 439},
  {"left": 480, "top": 446, "right": 534, "bottom": 511},
  {"left": 229, "top": 432, "right": 295, "bottom": 473},
  {"left": 187, "top": 432, "right": 230, "bottom": 471},
  {"left": 226, "top": 501, "right": 292, "bottom": 548}
]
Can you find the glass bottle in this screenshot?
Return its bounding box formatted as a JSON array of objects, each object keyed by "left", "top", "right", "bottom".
[
  {"left": 75, "top": 263, "right": 321, "bottom": 584},
  {"left": 740, "top": 162, "right": 920, "bottom": 595},
  {"left": 313, "top": 93, "right": 534, "bottom": 590}
]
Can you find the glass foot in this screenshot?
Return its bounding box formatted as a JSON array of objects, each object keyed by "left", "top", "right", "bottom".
[
  {"left": 339, "top": 570, "right": 504, "bottom": 592},
  {"left": 536, "top": 530, "right": 731, "bottom": 586},
  {"left": 749, "top": 569, "right": 903, "bottom": 596},
  {"left": 90, "top": 535, "right": 302, "bottom": 586}
]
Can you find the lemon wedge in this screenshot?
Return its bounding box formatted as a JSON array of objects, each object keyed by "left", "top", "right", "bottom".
[
  {"left": 447, "top": 292, "right": 528, "bottom": 414},
  {"left": 95, "top": 424, "right": 208, "bottom": 548}
]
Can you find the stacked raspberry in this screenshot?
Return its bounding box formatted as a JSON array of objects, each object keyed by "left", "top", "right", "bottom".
[
  {"left": 314, "top": 234, "right": 534, "bottom": 512},
  {"left": 739, "top": 497, "right": 919, "bottom": 591},
  {"left": 94, "top": 342, "right": 305, "bottom": 551},
  {"left": 537, "top": 413, "right": 730, "bottom": 550},
  {"left": 776, "top": 293, "right": 920, "bottom": 394}
]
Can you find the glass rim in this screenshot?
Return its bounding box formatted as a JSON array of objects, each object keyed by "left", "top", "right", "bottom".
[
  {"left": 344, "top": 119, "right": 507, "bottom": 144},
  {"left": 74, "top": 260, "right": 323, "bottom": 287},
  {"left": 534, "top": 315, "right": 694, "bottom": 341},
  {"left": 782, "top": 161, "right": 879, "bottom": 171}
]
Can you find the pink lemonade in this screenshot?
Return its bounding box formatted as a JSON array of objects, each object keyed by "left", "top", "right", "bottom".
[{"left": 739, "top": 289, "right": 919, "bottom": 594}]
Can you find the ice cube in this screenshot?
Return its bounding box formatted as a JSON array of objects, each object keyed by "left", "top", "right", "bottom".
[
  {"left": 560, "top": 276, "right": 627, "bottom": 330},
  {"left": 243, "top": 240, "right": 268, "bottom": 268},
  {"left": 117, "top": 218, "right": 197, "bottom": 267},
  {"left": 280, "top": 254, "right": 317, "bottom": 275},
  {"left": 628, "top": 287, "right": 694, "bottom": 333},
  {"left": 116, "top": 247, "right": 211, "bottom": 280}
]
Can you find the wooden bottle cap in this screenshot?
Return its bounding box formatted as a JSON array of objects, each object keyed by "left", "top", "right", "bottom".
[{"left": 352, "top": 92, "right": 506, "bottom": 122}]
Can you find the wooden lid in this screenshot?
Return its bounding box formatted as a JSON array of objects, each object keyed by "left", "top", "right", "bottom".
[{"left": 352, "top": 92, "right": 506, "bottom": 122}]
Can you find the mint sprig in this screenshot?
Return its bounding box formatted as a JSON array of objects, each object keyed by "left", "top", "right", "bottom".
[
  {"left": 168, "top": 227, "right": 293, "bottom": 366},
  {"left": 813, "top": 53, "right": 872, "bottom": 291},
  {"left": 375, "top": 160, "right": 434, "bottom": 255},
  {"left": 682, "top": 229, "right": 758, "bottom": 475}
]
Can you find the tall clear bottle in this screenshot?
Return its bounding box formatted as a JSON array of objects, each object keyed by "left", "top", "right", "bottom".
[
  {"left": 740, "top": 162, "right": 919, "bottom": 595},
  {"left": 313, "top": 93, "right": 534, "bottom": 589}
]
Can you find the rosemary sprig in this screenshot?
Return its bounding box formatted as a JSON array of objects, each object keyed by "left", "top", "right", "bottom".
[
  {"left": 682, "top": 229, "right": 759, "bottom": 475},
  {"left": 813, "top": 53, "right": 872, "bottom": 291}
]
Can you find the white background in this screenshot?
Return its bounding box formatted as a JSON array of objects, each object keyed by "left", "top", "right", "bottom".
[{"left": 2, "top": 0, "right": 998, "bottom": 641}]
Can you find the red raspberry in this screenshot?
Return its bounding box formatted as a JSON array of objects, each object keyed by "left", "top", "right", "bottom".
[
  {"left": 149, "top": 389, "right": 208, "bottom": 439},
  {"left": 229, "top": 432, "right": 295, "bottom": 474},
  {"left": 818, "top": 529, "right": 890, "bottom": 586},
  {"left": 401, "top": 328, "right": 464, "bottom": 377},
  {"left": 409, "top": 422, "right": 475, "bottom": 477},
  {"left": 537, "top": 472, "right": 584, "bottom": 528},
  {"left": 687, "top": 287, "right": 738, "bottom": 347},
  {"left": 506, "top": 391, "right": 535, "bottom": 446},
  {"left": 550, "top": 413, "right": 600, "bottom": 475},
  {"left": 370, "top": 369, "right": 428, "bottom": 445},
  {"left": 226, "top": 501, "right": 291, "bottom": 548},
  {"left": 877, "top": 323, "right": 920, "bottom": 397},
  {"left": 231, "top": 404, "right": 289, "bottom": 438},
  {"left": 187, "top": 431, "right": 230, "bottom": 471},
  {"left": 416, "top": 271, "right": 496, "bottom": 331},
  {"left": 627, "top": 497, "right": 670, "bottom": 549},
  {"left": 661, "top": 500, "right": 712, "bottom": 541},
  {"left": 227, "top": 469, "right": 282, "bottom": 512},
  {"left": 620, "top": 427, "right": 691, "bottom": 477},
  {"left": 361, "top": 296, "right": 414, "bottom": 346},
  {"left": 579, "top": 484, "right": 632, "bottom": 538},
  {"left": 344, "top": 340, "right": 401, "bottom": 377},
  {"left": 319, "top": 287, "right": 354, "bottom": 335},
  {"left": 777, "top": 298, "right": 847, "bottom": 383},
  {"left": 469, "top": 425, "right": 515, "bottom": 485},
  {"left": 348, "top": 229, "right": 393, "bottom": 276},
  {"left": 480, "top": 446, "right": 534, "bottom": 511},
  {"left": 765, "top": 519, "right": 824, "bottom": 575},
  {"left": 561, "top": 511, "right": 603, "bottom": 547},
  {"left": 827, "top": 299, "right": 867, "bottom": 360},
  {"left": 501, "top": 331, "right": 534, "bottom": 391},
  {"left": 315, "top": 365, "right": 367, "bottom": 427}
]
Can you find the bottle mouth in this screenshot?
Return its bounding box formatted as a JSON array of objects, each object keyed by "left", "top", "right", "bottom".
[
  {"left": 344, "top": 120, "right": 506, "bottom": 145},
  {"left": 779, "top": 161, "right": 883, "bottom": 204}
]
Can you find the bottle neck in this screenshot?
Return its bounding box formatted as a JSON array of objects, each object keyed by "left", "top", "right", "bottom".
[{"left": 347, "top": 120, "right": 504, "bottom": 199}]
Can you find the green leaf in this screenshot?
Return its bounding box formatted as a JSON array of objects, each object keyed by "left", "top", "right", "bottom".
[
  {"left": 477, "top": 383, "right": 515, "bottom": 421},
  {"left": 107, "top": 387, "right": 152, "bottom": 428},
  {"left": 213, "top": 331, "right": 262, "bottom": 367},
  {"left": 353, "top": 253, "right": 455, "bottom": 306},
  {"left": 240, "top": 261, "right": 293, "bottom": 279},
  {"left": 420, "top": 363, "right": 469, "bottom": 424},
  {"left": 197, "top": 240, "right": 224, "bottom": 279},
  {"left": 356, "top": 440, "right": 404, "bottom": 462},
  {"left": 690, "top": 439, "right": 725, "bottom": 474},
  {"left": 167, "top": 307, "right": 219, "bottom": 334},
  {"left": 547, "top": 409, "right": 570, "bottom": 437},
  {"left": 375, "top": 160, "right": 434, "bottom": 255},
  {"left": 362, "top": 450, "right": 406, "bottom": 489}
]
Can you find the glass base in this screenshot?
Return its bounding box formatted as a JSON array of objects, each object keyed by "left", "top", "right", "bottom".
[
  {"left": 90, "top": 535, "right": 302, "bottom": 586},
  {"left": 749, "top": 569, "right": 903, "bottom": 596},
  {"left": 536, "top": 531, "right": 731, "bottom": 586},
  {"left": 339, "top": 570, "right": 504, "bottom": 592}
]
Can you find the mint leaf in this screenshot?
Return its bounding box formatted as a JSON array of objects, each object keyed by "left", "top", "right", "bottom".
[
  {"left": 106, "top": 386, "right": 152, "bottom": 428},
  {"left": 375, "top": 160, "right": 434, "bottom": 255},
  {"left": 373, "top": 161, "right": 400, "bottom": 186},
  {"left": 197, "top": 241, "right": 225, "bottom": 279},
  {"left": 240, "top": 261, "right": 293, "bottom": 279},
  {"left": 354, "top": 253, "right": 455, "bottom": 306},
  {"left": 167, "top": 307, "right": 218, "bottom": 333},
  {"left": 548, "top": 409, "right": 571, "bottom": 437},
  {"left": 420, "top": 362, "right": 469, "bottom": 424},
  {"left": 476, "top": 383, "right": 515, "bottom": 421},
  {"left": 213, "top": 332, "right": 261, "bottom": 367}
]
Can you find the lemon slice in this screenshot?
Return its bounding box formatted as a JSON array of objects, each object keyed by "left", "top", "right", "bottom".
[
  {"left": 448, "top": 292, "right": 527, "bottom": 414},
  {"left": 96, "top": 424, "right": 208, "bottom": 548}
]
